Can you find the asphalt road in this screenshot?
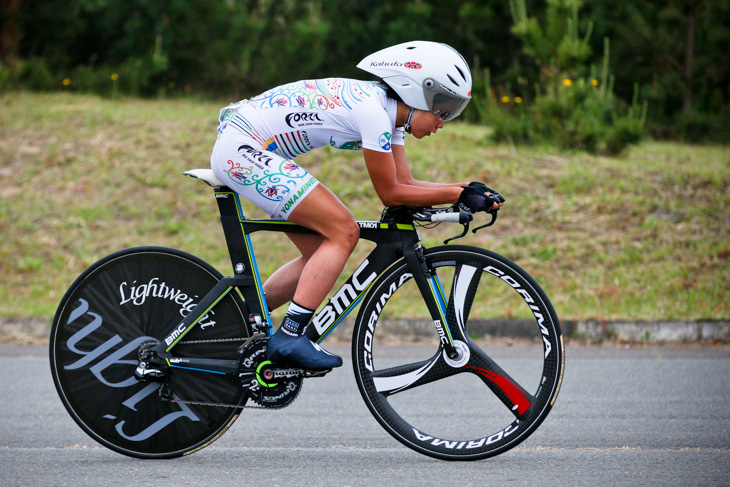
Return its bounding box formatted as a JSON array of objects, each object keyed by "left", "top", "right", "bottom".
[{"left": 1, "top": 344, "right": 729, "bottom": 487}]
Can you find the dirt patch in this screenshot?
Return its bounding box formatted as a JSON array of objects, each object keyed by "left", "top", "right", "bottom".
[{"left": 0, "top": 317, "right": 50, "bottom": 344}]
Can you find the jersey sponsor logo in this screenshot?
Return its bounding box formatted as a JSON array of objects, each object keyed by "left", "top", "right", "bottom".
[
  {"left": 279, "top": 176, "right": 317, "bottom": 215},
  {"left": 404, "top": 61, "right": 422, "bottom": 69},
  {"left": 329, "top": 136, "right": 362, "bottom": 150},
  {"left": 357, "top": 221, "right": 378, "bottom": 229},
  {"left": 238, "top": 144, "right": 273, "bottom": 167},
  {"left": 379, "top": 132, "right": 392, "bottom": 151},
  {"left": 285, "top": 112, "right": 324, "bottom": 128},
  {"left": 300, "top": 130, "right": 312, "bottom": 149}
]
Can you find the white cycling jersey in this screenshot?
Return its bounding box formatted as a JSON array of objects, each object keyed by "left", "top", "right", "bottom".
[
  {"left": 211, "top": 78, "right": 405, "bottom": 220},
  {"left": 220, "top": 78, "right": 405, "bottom": 154}
]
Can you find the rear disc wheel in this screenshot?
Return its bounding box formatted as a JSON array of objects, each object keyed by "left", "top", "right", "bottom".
[{"left": 50, "top": 247, "right": 251, "bottom": 458}]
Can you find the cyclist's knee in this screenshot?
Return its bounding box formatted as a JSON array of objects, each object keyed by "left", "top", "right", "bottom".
[
  {"left": 339, "top": 218, "right": 360, "bottom": 253},
  {"left": 322, "top": 216, "right": 359, "bottom": 254}
]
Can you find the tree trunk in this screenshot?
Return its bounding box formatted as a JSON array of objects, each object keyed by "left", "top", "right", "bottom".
[
  {"left": 682, "top": 1, "right": 697, "bottom": 113},
  {"left": 0, "top": 0, "right": 22, "bottom": 61}
]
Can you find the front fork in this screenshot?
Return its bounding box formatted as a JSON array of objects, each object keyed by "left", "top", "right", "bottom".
[{"left": 402, "top": 244, "right": 461, "bottom": 360}]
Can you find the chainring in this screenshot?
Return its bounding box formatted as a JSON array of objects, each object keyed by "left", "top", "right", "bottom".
[{"left": 238, "top": 335, "right": 302, "bottom": 409}]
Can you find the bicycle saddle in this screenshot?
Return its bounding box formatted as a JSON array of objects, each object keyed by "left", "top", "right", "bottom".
[{"left": 184, "top": 169, "right": 225, "bottom": 187}]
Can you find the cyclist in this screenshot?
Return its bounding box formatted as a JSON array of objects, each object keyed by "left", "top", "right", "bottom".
[{"left": 210, "top": 41, "right": 504, "bottom": 371}]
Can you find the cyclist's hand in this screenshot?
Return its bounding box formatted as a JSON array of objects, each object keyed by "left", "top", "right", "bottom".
[
  {"left": 469, "top": 182, "right": 506, "bottom": 209},
  {"left": 458, "top": 183, "right": 505, "bottom": 213}
]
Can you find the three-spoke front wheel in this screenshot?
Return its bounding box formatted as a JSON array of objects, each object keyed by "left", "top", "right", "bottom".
[{"left": 352, "top": 246, "right": 564, "bottom": 460}]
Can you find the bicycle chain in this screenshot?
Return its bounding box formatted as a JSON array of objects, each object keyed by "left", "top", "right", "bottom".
[
  {"left": 176, "top": 337, "right": 248, "bottom": 345},
  {"left": 158, "top": 336, "right": 294, "bottom": 410},
  {"left": 158, "top": 387, "right": 281, "bottom": 410}
]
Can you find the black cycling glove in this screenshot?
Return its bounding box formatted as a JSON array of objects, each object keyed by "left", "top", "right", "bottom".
[
  {"left": 457, "top": 183, "right": 505, "bottom": 213},
  {"left": 467, "top": 181, "right": 493, "bottom": 194}
]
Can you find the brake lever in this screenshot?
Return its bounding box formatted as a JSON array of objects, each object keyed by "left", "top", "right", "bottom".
[
  {"left": 444, "top": 220, "right": 470, "bottom": 244},
  {"left": 472, "top": 209, "right": 499, "bottom": 233}
]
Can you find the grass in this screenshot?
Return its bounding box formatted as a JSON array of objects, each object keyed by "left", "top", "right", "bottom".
[{"left": 1, "top": 91, "right": 728, "bottom": 324}]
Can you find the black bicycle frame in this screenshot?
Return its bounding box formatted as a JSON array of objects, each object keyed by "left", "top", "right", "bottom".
[{"left": 150, "top": 186, "right": 460, "bottom": 375}]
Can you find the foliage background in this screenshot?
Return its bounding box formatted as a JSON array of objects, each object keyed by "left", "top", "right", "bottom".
[
  {"left": 1, "top": 0, "right": 728, "bottom": 141},
  {"left": 0, "top": 92, "right": 728, "bottom": 323},
  {"left": 0, "top": 1, "right": 728, "bottom": 326}
]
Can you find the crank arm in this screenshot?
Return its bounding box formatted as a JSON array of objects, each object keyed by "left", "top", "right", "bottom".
[{"left": 257, "top": 367, "right": 332, "bottom": 380}]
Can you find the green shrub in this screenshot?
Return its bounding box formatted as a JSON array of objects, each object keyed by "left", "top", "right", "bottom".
[
  {"left": 676, "top": 109, "right": 730, "bottom": 143},
  {"left": 18, "top": 58, "right": 55, "bottom": 91},
  {"left": 0, "top": 61, "right": 19, "bottom": 91},
  {"left": 475, "top": 0, "right": 647, "bottom": 155}
]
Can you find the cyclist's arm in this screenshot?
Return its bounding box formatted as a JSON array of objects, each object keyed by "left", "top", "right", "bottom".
[
  {"left": 363, "top": 148, "right": 461, "bottom": 207},
  {"left": 391, "top": 144, "right": 468, "bottom": 189},
  {"left": 388, "top": 145, "right": 504, "bottom": 211}
]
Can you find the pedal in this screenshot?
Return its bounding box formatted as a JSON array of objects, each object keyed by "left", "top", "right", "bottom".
[{"left": 304, "top": 369, "right": 332, "bottom": 378}]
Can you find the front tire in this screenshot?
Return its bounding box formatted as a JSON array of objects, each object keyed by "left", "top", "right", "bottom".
[{"left": 352, "top": 246, "right": 564, "bottom": 460}]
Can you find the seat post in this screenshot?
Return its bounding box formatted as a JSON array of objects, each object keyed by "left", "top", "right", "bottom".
[{"left": 213, "top": 186, "right": 273, "bottom": 334}]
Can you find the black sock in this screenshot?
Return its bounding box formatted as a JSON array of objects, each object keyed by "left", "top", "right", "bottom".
[{"left": 279, "top": 300, "right": 314, "bottom": 337}]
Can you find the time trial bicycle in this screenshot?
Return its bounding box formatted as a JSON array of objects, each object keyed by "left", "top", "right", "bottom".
[{"left": 50, "top": 168, "right": 564, "bottom": 461}]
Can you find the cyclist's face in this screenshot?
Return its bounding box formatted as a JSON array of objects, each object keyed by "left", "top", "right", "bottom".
[{"left": 410, "top": 110, "right": 445, "bottom": 139}]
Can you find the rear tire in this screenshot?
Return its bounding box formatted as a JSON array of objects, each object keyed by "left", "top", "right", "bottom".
[{"left": 50, "top": 247, "right": 251, "bottom": 458}]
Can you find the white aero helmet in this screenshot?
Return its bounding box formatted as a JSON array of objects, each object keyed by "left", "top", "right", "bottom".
[{"left": 357, "top": 40, "right": 472, "bottom": 121}]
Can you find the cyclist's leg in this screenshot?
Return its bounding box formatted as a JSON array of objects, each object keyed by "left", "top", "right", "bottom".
[
  {"left": 263, "top": 186, "right": 359, "bottom": 310},
  {"left": 265, "top": 184, "right": 359, "bottom": 370},
  {"left": 286, "top": 184, "right": 360, "bottom": 308},
  {"left": 263, "top": 233, "right": 323, "bottom": 311}
]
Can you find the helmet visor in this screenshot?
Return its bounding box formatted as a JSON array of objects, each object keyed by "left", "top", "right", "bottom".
[{"left": 431, "top": 92, "right": 471, "bottom": 121}]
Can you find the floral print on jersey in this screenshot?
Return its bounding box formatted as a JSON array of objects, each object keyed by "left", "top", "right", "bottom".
[
  {"left": 224, "top": 156, "right": 308, "bottom": 203},
  {"left": 250, "top": 78, "right": 387, "bottom": 112},
  {"left": 329, "top": 136, "right": 362, "bottom": 150}
]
